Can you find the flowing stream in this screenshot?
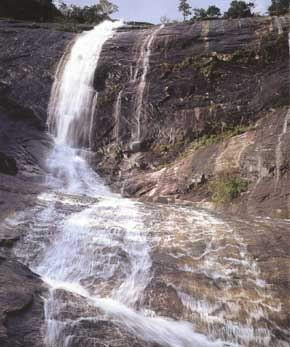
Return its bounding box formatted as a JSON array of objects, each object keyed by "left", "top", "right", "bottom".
[{"left": 2, "top": 21, "right": 289, "bottom": 347}]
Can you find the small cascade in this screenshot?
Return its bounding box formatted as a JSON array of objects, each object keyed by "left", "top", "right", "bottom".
[
  {"left": 48, "top": 22, "right": 121, "bottom": 148},
  {"left": 275, "top": 109, "right": 290, "bottom": 186},
  {"left": 133, "top": 25, "right": 164, "bottom": 144},
  {"left": 274, "top": 16, "right": 283, "bottom": 35},
  {"left": 113, "top": 90, "right": 123, "bottom": 143},
  {"left": 275, "top": 32, "right": 290, "bottom": 187}
]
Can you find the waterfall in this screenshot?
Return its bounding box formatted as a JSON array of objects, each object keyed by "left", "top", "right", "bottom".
[
  {"left": 22, "top": 20, "right": 220, "bottom": 347},
  {"left": 275, "top": 32, "right": 290, "bottom": 188},
  {"left": 48, "top": 22, "right": 121, "bottom": 148},
  {"left": 0, "top": 18, "right": 288, "bottom": 347},
  {"left": 113, "top": 90, "right": 123, "bottom": 143},
  {"left": 133, "top": 25, "right": 164, "bottom": 145}
]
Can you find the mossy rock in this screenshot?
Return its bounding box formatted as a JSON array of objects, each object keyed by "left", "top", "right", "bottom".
[{"left": 209, "top": 173, "right": 249, "bottom": 204}]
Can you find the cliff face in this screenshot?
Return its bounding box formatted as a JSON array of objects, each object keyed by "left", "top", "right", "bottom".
[
  {"left": 0, "top": 20, "right": 72, "bottom": 347},
  {"left": 1, "top": 17, "right": 289, "bottom": 217},
  {"left": 93, "top": 16, "right": 290, "bottom": 218},
  {"left": 0, "top": 20, "right": 73, "bottom": 214}
]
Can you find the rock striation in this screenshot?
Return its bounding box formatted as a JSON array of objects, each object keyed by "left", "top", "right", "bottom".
[
  {"left": 0, "top": 255, "right": 46, "bottom": 347},
  {"left": 93, "top": 16, "right": 290, "bottom": 218}
]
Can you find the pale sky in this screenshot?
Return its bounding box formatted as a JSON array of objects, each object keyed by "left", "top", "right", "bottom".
[{"left": 63, "top": 0, "right": 271, "bottom": 23}]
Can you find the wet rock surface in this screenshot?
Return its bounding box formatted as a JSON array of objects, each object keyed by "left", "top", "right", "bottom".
[
  {"left": 0, "top": 255, "right": 46, "bottom": 347},
  {"left": 0, "top": 16, "right": 290, "bottom": 347},
  {"left": 0, "top": 20, "right": 73, "bottom": 215},
  {"left": 0, "top": 20, "right": 73, "bottom": 346},
  {"left": 94, "top": 16, "right": 290, "bottom": 218},
  {"left": 2, "top": 192, "right": 290, "bottom": 346},
  {"left": 143, "top": 206, "right": 290, "bottom": 346}
]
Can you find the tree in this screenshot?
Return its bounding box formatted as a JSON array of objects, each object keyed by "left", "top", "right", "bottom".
[
  {"left": 178, "top": 0, "right": 192, "bottom": 21},
  {"left": 160, "top": 16, "right": 171, "bottom": 24},
  {"left": 56, "top": 0, "right": 118, "bottom": 24},
  {"left": 192, "top": 5, "right": 221, "bottom": 20},
  {"left": 268, "top": 0, "right": 290, "bottom": 15},
  {"left": 97, "top": 0, "right": 118, "bottom": 16},
  {"left": 224, "top": 1, "right": 255, "bottom": 18},
  {"left": 207, "top": 5, "right": 222, "bottom": 17},
  {"left": 193, "top": 8, "right": 207, "bottom": 19}
]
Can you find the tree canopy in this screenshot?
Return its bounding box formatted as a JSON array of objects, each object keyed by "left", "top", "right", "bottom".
[
  {"left": 178, "top": 0, "right": 192, "bottom": 21},
  {"left": 57, "top": 0, "right": 118, "bottom": 24},
  {"left": 207, "top": 5, "right": 222, "bottom": 17},
  {"left": 224, "top": 1, "right": 255, "bottom": 18},
  {"left": 193, "top": 5, "right": 222, "bottom": 19},
  {"left": 268, "top": 0, "right": 290, "bottom": 15}
]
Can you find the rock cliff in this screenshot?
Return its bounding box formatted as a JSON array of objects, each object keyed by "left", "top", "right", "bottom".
[
  {"left": 0, "top": 20, "right": 72, "bottom": 347},
  {"left": 94, "top": 16, "right": 290, "bottom": 218}
]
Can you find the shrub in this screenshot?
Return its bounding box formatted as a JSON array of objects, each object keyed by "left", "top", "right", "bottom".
[
  {"left": 268, "top": 0, "right": 290, "bottom": 16},
  {"left": 224, "top": 1, "right": 255, "bottom": 19},
  {"left": 190, "top": 125, "right": 254, "bottom": 151},
  {"left": 209, "top": 174, "right": 249, "bottom": 203}
]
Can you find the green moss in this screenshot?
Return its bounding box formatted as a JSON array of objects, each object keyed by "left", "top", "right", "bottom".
[
  {"left": 112, "top": 145, "right": 124, "bottom": 161},
  {"left": 191, "top": 124, "right": 254, "bottom": 150},
  {"left": 152, "top": 141, "right": 184, "bottom": 154},
  {"left": 209, "top": 174, "right": 249, "bottom": 204},
  {"left": 97, "top": 84, "right": 121, "bottom": 107},
  {"left": 160, "top": 56, "right": 221, "bottom": 79},
  {"left": 228, "top": 32, "right": 288, "bottom": 65},
  {"left": 54, "top": 22, "right": 79, "bottom": 32},
  {"left": 160, "top": 32, "right": 287, "bottom": 81},
  {"left": 175, "top": 124, "right": 254, "bottom": 162}
]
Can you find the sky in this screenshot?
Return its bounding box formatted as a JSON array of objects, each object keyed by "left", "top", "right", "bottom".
[{"left": 63, "top": 0, "right": 271, "bottom": 23}]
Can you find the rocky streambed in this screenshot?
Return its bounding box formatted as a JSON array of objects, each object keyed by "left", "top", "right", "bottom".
[{"left": 1, "top": 189, "right": 290, "bottom": 346}]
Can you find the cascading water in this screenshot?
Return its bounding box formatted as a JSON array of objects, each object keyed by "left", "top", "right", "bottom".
[
  {"left": 10, "top": 21, "right": 220, "bottom": 347},
  {"left": 133, "top": 25, "right": 164, "bottom": 144},
  {"left": 2, "top": 20, "right": 288, "bottom": 347}
]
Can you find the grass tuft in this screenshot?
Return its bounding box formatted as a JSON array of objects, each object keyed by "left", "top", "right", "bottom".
[{"left": 209, "top": 174, "right": 248, "bottom": 204}]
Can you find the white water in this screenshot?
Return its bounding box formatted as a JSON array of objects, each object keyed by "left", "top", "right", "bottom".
[
  {"left": 32, "top": 21, "right": 220, "bottom": 347},
  {"left": 48, "top": 21, "right": 122, "bottom": 148},
  {"left": 133, "top": 25, "right": 164, "bottom": 143},
  {"left": 113, "top": 90, "right": 123, "bottom": 143},
  {"left": 275, "top": 33, "right": 290, "bottom": 188}
]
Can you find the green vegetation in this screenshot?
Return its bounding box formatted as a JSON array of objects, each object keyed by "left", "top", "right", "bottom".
[
  {"left": 268, "top": 0, "right": 290, "bottom": 16},
  {"left": 160, "top": 56, "right": 222, "bottom": 80},
  {"left": 209, "top": 174, "right": 249, "bottom": 203},
  {"left": 177, "top": 1, "right": 257, "bottom": 22},
  {"left": 192, "top": 6, "right": 221, "bottom": 20},
  {"left": 189, "top": 125, "right": 254, "bottom": 151},
  {"left": 178, "top": 0, "right": 192, "bottom": 21},
  {"left": 0, "top": 0, "right": 60, "bottom": 22},
  {"left": 176, "top": 0, "right": 290, "bottom": 23},
  {"left": 229, "top": 32, "right": 288, "bottom": 64},
  {"left": 161, "top": 30, "right": 288, "bottom": 81},
  {"left": 56, "top": 0, "right": 118, "bottom": 25},
  {"left": 0, "top": 0, "right": 119, "bottom": 25},
  {"left": 224, "top": 1, "right": 255, "bottom": 19}
]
